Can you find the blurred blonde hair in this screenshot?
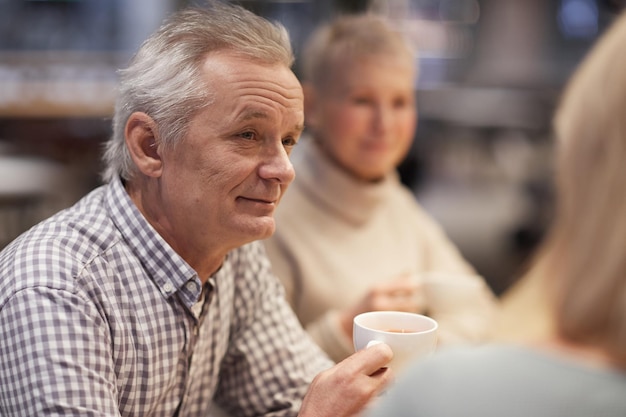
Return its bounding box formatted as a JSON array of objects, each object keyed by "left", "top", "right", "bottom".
[
  {"left": 539, "top": 11, "right": 626, "bottom": 367},
  {"left": 301, "top": 13, "right": 416, "bottom": 90}
]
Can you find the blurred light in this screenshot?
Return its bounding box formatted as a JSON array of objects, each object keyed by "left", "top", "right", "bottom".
[
  {"left": 558, "top": 0, "right": 599, "bottom": 39},
  {"left": 439, "top": 0, "right": 480, "bottom": 24}
]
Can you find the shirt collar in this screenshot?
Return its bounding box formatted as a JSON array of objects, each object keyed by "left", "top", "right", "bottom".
[{"left": 105, "top": 177, "right": 202, "bottom": 307}]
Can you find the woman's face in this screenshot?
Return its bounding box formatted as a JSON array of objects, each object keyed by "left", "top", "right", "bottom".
[{"left": 306, "top": 55, "right": 417, "bottom": 181}]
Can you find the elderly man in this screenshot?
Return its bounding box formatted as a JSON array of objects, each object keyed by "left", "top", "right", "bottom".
[{"left": 0, "top": 2, "right": 391, "bottom": 416}]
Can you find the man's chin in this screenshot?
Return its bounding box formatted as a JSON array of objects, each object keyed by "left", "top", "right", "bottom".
[
  {"left": 238, "top": 218, "right": 276, "bottom": 242},
  {"left": 260, "top": 222, "right": 276, "bottom": 239}
]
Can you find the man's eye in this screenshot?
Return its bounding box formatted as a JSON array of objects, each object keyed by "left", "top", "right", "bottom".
[{"left": 239, "top": 131, "right": 256, "bottom": 140}]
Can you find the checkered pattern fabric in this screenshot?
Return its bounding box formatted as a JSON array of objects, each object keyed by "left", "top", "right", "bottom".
[{"left": 0, "top": 177, "right": 332, "bottom": 416}]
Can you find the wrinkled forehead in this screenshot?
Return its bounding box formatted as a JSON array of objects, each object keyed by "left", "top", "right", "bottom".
[
  {"left": 196, "top": 52, "right": 303, "bottom": 123},
  {"left": 201, "top": 51, "right": 301, "bottom": 93}
]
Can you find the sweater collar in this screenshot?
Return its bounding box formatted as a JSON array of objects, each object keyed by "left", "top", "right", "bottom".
[{"left": 293, "top": 137, "right": 396, "bottom": 225}]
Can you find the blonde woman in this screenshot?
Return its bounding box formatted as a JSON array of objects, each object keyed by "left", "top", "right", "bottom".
[{"left": 265, "top": 13, "right": 497, "bottom": 363}]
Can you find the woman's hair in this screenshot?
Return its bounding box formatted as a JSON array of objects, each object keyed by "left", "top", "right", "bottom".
[
  {"left": 300, "top": 13, "right": 416, "bottom": 90},
  {"left": 101, "top": 1, "right": 293, "bottom": 183},
  {"left": 537, "top": 11, "right": 626, "bottom": 366}
]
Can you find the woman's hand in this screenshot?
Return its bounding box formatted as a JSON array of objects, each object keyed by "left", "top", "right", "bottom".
[{"left": 338, "top": 273, "right": 426, "bottom": 339}]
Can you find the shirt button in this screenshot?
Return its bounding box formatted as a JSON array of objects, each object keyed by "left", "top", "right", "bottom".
[
  {"left": 185, "top": 281, "right": 197, "bottom": 292},
  {"left": 163, "top": 282, "right": 174, "bottom": 293}
]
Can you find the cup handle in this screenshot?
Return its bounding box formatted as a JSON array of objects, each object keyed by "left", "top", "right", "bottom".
[{"left": 366, "top": 340, "right": 384, "bottom": 349}]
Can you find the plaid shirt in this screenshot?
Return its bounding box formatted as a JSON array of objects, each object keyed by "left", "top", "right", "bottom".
[{"left": 0, "top": 177, "right": 332, "bottom": 416}]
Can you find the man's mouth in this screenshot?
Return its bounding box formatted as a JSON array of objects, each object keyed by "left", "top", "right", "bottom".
[{"left": 238, "top": 196, "right": 276, "bottom": 205}]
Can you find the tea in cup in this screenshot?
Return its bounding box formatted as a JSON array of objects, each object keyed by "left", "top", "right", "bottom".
[{"left": 353, "top": 311, "right": 438, "bottom": 373}]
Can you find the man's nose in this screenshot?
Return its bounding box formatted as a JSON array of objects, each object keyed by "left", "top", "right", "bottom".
[{"left": 259, "top": 144, "right": 296, "bottom": 185}]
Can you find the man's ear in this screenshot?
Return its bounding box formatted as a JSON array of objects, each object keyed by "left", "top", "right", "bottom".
[
  {"left": 303, "top": 83, "right": 319, "bottom": 129},
  {"left": 125, "top": 112, "right": 162, "bottom": 178}
]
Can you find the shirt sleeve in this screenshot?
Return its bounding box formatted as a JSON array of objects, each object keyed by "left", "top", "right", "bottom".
[
  {"left": 304, "top": 309, "right": 353, "bottom": 364},
  {"left": 0, "top": 286, "right": 121, "bottom": 416},
  {"left": 212, "top": 242, "right": 333, "bottom": 417}
]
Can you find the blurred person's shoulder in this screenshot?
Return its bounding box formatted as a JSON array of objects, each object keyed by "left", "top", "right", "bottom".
[{"left": 393, "top": 344, "right": 626, "bottom": 416}]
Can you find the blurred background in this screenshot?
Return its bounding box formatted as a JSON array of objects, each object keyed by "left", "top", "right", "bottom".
[{"left": 0, "top": 0, "right": 624, "bottom": 295}]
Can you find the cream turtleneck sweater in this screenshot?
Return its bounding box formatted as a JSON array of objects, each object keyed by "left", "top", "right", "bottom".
[{"left": 264, "top": 137, "right": 498, "bottom": 362}]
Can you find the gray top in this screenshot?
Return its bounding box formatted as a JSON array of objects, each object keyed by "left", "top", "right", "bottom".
[{"left": 366, "top": 344, "right": 626, "bottom": 417}]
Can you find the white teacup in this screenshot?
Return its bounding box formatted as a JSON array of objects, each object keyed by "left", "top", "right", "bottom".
[{"left": 353, "top": 311, "right": 438, "bottom": 373}]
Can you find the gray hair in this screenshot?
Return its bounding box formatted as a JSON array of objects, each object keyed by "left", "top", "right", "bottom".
[{"left": 101, "top": 1, "right": 294, "bottom": 183}]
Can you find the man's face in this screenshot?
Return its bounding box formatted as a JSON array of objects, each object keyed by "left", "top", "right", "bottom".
[
  {"left": 156, "top": 52, "right": 303, "bottom": 256},
  {"left": 308, "top": 55, "right": 416, "bottom": 181}
]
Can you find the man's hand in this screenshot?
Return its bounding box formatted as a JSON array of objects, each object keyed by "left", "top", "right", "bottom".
[{"left": 298, "top": 342, "right": 394, "bottom": 417}]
